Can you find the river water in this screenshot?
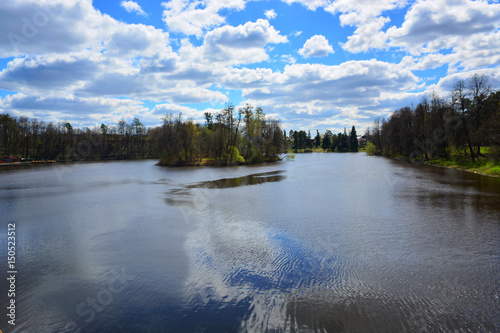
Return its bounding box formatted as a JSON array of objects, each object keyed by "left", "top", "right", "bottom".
[{"left": 0, "top": 153, "right": 499, "bottom": 332}]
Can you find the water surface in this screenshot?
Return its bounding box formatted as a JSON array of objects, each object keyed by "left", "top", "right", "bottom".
[{"left": 0, "top": 154, "right": 499, "bottom": 332}]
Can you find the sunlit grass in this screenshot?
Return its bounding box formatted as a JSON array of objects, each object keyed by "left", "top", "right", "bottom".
[{"left": 425, "top": 147, "right": 500, "bottom": 176}]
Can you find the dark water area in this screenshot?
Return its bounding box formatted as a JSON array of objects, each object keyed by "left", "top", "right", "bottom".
[{"left": 0, "top": 154, "right": 499, "bottom": 332}]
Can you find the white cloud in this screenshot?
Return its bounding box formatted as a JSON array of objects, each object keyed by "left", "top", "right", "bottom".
[
  {"left": 265, "top": 9, "right": 277, "bottom": 20},
  {"left": 161, "top": 0, "right": 247, "bottom": 37},
  {"left": 283, "top": 0, "right": 406, "bottom": 53},
  {"left": 152, "top": 103, "right": 207, "bottom": 121},
  {"left": 0, "top": 0, "right": 110, "bottom": 57},
  {"left": 180, "top": 19, "right": 288, "bottom": 65},
  {"left": 450, "top": 30, "right": 500, "bottom": 72},
  {"left": 423, "top": 68, "right": 500, "bottom": 99},
  {"left": 103, "top": 23, "right": 172, "bottom": 58},
  {"left": 223, "top": 60, "right": 419, "bottom": 127},
  {"left": 282, "top": 0, "right": 329, "bottom": 11},
  {"left": 325, "top": 0, "right": 406, "bottom": 26},
  {"left": 0, "top": 93, "right": 152, "bottom": 126},
  {"left": 340, "top": 16, "right": 389, "bottom": 52},
  {"left": 0, "top": 0, "right": 171, "bottom": 58},
  {"left": 298, "top": 35, "right": 334, "bottom": 58},
  {"left": 0, "top": 52, "right": 106, "bottom": 96},
  {"left": 400, "top": 53, "right": 449, "bottom": 71},
  {"left": 281, "top": 54, "right": 296, "bottom": 64},
  {"left": 120, "top": 1, "right": 148, "bottom": 17},
  {"left": 386, "top": 0, "right": 500, "bottom": 54}
]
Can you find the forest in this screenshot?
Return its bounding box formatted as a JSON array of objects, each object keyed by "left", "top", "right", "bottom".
[
  {"left": 287, "top": 126, "right": 359, "bottom": 152},
  {"left": 364, "top": 74, "right": 500, "bottom": 163},
  {"left": 0, "top": 104, "right": 286, "bottom": 166}
]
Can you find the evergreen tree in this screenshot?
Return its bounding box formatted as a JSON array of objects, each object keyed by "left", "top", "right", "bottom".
[
  {"left": 349, "top": 125, "right": 358, "bottom": 152},
  {"left": 322, "top": 130, "right": 332, "bottom": 150},
  {"left": 338, "top": 129, "right": 349, "bottom": 151},
  {"left": 315, "top": 130, "right": 321, "bottom": 148}
]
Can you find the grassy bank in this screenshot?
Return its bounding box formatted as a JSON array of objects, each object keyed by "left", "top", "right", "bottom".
[
  {"left": 287, "top": 147, "right": 364, "bottom": 153},
  {"left": 425, "top": 155, "right": 500, "bottom": 177},
  {"left": 366, "top": 144, "right": 500, "bottom": 177}
]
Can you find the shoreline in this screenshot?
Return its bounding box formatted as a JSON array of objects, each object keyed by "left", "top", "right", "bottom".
[
  {"left": 371, "top": 152, "right": 500, "bottom": 178},
  {"left": 421, "top": 160, "right": 500, "bottom": 178}
]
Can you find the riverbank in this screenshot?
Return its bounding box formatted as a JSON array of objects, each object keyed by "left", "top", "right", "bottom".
[
  {"left": 0, "top": 160, "right": 56, "bottom": 167},
  {"left": 423, "top": 155, "right": 500, "bottom": 177},
  {"left": 288, "top": 147, "right": 363, "bottom": 153},
  {"left": 370, "top": 149, "right": 500, "bottom": 178},
  {"left": 158, "top": 156, "right": 285, "bottom": 167}
]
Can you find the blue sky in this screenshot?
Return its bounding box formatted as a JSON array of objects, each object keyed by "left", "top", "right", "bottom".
[{"left": 1, "top": 0, "right": 499, "bottom": 134}]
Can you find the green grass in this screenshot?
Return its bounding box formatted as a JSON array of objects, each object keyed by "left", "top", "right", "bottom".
[
  {"left": 424, "top": 150, "right": 500, "bottom": 176},
  {"left": 474, "top": 161, "right": 500, "bottom": 175}
]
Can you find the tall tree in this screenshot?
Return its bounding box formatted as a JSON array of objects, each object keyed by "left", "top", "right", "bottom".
[
  {"left": 322, "top": 130, "right": 332, "bottom": 150},
  {"left": 349, "top": 126, "right": 358, "bottom": 152},
  {"left": 452, "top": 79, "right": 475, "bottom": 161}
]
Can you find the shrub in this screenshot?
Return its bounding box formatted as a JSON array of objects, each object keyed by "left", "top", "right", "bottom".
[{"left": 365, "top": 141, "right": 377, "bottom": 156}]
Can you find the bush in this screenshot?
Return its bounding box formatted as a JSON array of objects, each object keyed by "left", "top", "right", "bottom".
[
  {"left": 225, "top": 146, "right": 245, "bottom": 165},
  {"left": 365, "top": 141, "right": 377, "bottom": 156}
]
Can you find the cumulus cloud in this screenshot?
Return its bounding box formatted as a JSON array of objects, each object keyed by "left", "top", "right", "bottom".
[
  {"left": 282, "top": 0, "right": 329, "bottom": 11},
  {"left": 162, "top": 0, "right": 247, "bottom": 37},
  {"left": 298, "top": 35, "right": 334, "bottom": 58},
  {"left": 283, "top": 0, "right": 406, "bottom": 53},
  {"left": 180, "top": 19, "right": 288, "bottom": 65},
  {"left": 120, "top": 1, "right": 148, "bottom": 17},
  {"left": 0, "top": 53, "right": 104, "bottom": 95},
  {"left": 224, "top": 60, "right": 419, "bottom": 124},
  {"left": 0, "top": 0, "right": 108, "bottom": 57},
  {"left": 386, "top": 0, "right": 500, "bottom": 54},
  {"left": 325, "top": 0, "right": 406, "bottom": 26},
  {"left": 152, "top": 103, "right": 207, "bottom": 122},
  {"left": 0, "top": 93, "right": 153, "bottom": 126},
  {"left": 264, "top": 9, "right": 277, "bottom": 19},
  {"left": 0, "top": 0, "right": 171, "bottom": 58},
  {"left": 340, "top": 16, "right": 389, "bottom": 53}
]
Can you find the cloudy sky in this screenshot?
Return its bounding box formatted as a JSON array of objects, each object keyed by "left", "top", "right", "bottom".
[{"left": 1, "top": 0, "right": 499, "bottom": 133}]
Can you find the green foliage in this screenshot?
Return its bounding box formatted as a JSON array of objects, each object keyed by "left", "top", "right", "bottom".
[
  {"left": 0, "top": 113, "right": 158, "bottom": 161},
  {"left": 365, "top": 141, "right": 377, "bottom": 156},
  {"left": 159, "top": 104, "right": 284, "bottom": 166},
  {"left": 366, "top": 75, "right": 499, "bottom": 164},
  {"left": 225, "top": 146, "right": 245, "bottom": 165},
  {"left": 315, "top": 130, "right": 321, "bottom": 148}
]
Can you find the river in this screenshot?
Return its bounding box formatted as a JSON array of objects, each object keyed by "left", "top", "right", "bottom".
[{"left": 0, "top": 153, "right": 499, "bottom": 332}]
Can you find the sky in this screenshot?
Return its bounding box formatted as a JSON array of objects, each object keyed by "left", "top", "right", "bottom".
[{"left": 0, "top": 0, "right": 499, "bottom": 134}]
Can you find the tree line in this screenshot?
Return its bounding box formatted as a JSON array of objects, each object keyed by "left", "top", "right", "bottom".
[
  {"left": 0, "top": 103, "right": 286, "bottom": 166},
  {"left": 365, "top": 74, "right": 500, "bottom": 162},
  {"left": 287, "top": 126, "right": 359, "bottom": 152},
  {"left": 159, "top": 104, "right": 285, "bottom": 166},
  {"left": 0, "top": 114, "right": 159, "bottom": 161}
]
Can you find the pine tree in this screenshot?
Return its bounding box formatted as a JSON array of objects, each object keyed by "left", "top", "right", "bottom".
[
  {"left": 315, "top": 130, "right": 321, "bottom": 148},
  {"left": 322, "top": 130, "right": 332, "bottom": 150},
  {"left": 349, "top": 125, "right": 358, "bottom": 152}
]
